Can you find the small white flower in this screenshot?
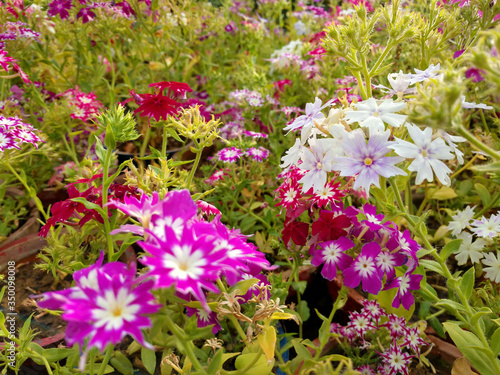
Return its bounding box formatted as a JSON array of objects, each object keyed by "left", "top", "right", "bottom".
[
  {"left": 390, "top": 124, "right": 454, "bottom": 185},
  {"left": 344, "top": 98, "right": 407, "bottom": 135},
  {"left": 437, "top": 130, "right": 466, "bottom": 164},
  {"left": 374, "top": 70, "right": 415, "bottom": 98},
  {"left": 461, "top": 96, "right": 493, "bottom": 110},
  {"left": 293, "top": 21, "right": 308, "bottom": 35},
  {"left": 283, "top": 97, "right": 333, "bottom": 143},
  {"left": 455, "top": 232, "right": 486, "bottom": 265},
  {"left": 448, "top": 206, "right": 475, "bottom": 236},
  {"left": 280, "top": 138, "right": 303, "bottom": 169},
  {"left": 481, "top": 251, "right": 500, "bottom": 283}
]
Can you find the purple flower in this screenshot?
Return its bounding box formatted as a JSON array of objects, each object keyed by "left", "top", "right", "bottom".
[
  {"left": 465, "top": 67, "right": 485, "bottom": 82},
  {"left": 385, "top": 272, "right": 423, "bottom": 310},
  {"left": 76, "top": 7, "right": 96, "bottom": 23},
  {"left": 343, "top": 242, "right": 383, "bottom": 295},
  {"left": 217, "top": 147, "right": 244, "bottom": 163},
  {"left": 311, "top": 236, "right": 354, "bottom": 281},
  {"left": 47, "top": 0, "right": 73, "bottom": 19},
  {"left": 375, "top": 250, "right": 406, "bottom": 281},
  {"left": 332, "top": 130, "right": 406, "bottom": 193},
  {"left": 246, "top": 146, "right": 270, "bottom": 162},
  {"left": 34, "top": 253, "right": 160, "bottom": 353}
]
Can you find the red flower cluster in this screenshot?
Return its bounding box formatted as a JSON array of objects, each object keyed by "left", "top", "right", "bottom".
[
  {"left": 123, "top": 81, "right": 193, "bottom": 122},
  {"left": 39, "top": 174, "right": 140, "bottom": 237}
]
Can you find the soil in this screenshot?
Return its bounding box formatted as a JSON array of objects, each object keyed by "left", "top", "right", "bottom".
[{"left": 1, "top": 258, "right": 71, "bottom": 341}]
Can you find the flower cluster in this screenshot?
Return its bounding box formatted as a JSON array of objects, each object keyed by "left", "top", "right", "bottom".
[
  {"left": 331, "top": 300, "right": 428, "bottom": 375},
  {"left": 0, "top": 115, "right": 43, "bottom": 151},
  {"left": 111, "top": 190, "right": 273, "bottom": 309},
  {"left": 58, "top": 87, "right": 104, "bottom": 123},
  {"left": 447, "top": 206, "right": 500, "bottom": 282}
]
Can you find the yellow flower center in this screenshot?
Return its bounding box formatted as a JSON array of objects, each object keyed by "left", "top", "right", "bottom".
[
  {"left": 364, "top": 157, "right": 373, "bottom": 165},
  {"left": 372, "top": 111, "right": 380, "bottom": 117},
  {"left": 316, "top": 162, "right": 322, "bottom": 169}
]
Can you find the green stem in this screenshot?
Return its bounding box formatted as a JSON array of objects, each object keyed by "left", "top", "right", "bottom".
[
  {"left": 186, "top": 140, "right": 202, "bottom": 190},
  {"left": 101, "top": 149, "right": 115, "bottom": 261},
  {"left": 97, "top": 346, "right": 114, "bottom": 375},
  {"left": 455, "top": 124, "right": 500, "bottom": 161},
  {"left": 3, "top": 155, "right": 48, "bottom": 220},
  {"left": 140, "top": 126, "right": 152, "bottom": 160},
  {"left": 163, "top": 311, "right": 205, "bottom": 373}
]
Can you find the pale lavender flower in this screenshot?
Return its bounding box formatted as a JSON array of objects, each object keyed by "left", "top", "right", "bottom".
[
  {"left": 390, "top": 125, "right": 454, "bottom": 185},
  {"left": 461, "top": 96, "right": 493, "bottom": 110},
  {"left": 407, "top": 63, "right": 441, "bottom": 84},
  {"left": 283, "top": 97, "right": 333, "bottom": 144},
  {"left": 374, "top": 71, "right": 415, "bottom": 98},
  {"left": 344, "top": 98, "right": 407, "bottom": 135},
  {"left": 332, "top": 130, "right": 406, "bottom": 193},
  {"left": 471, "top": 214, "right": 500, "bottom": 238}
]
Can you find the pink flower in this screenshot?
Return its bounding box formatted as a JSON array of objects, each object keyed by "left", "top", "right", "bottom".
[
  {"left": 47, "top": 0, "right": 72, "bottom": 19},
  {"left": 0, "top": 50, "right": 15, "bottom": 71},
  {"left": 186, "top": 307, "right": 222, "bottom": 334},
  {"left": 378, "top": 344, "right": 413, "bottom": 375},
  {"left": 246, "top": 146, "right": 270, "bottom": 162},
  {"left": 385, "top": 272, "right": 423, "bottom": 310}
]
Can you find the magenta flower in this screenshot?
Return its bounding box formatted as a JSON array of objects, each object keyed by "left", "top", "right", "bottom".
[
  {"left": 385, "top": 272, "right": 423, "bottom": 310},
  {"left": 34, "top": 253, "right": 160, "bottom": 353},
  {"left": 217, "top": 147, "right": 244, "bottom": 163},
  {"left": 186, "top": 306, "right": 222, "bottom": 334},
  {"left": 246, "top": 146, "right": 270, "bottom": 162},
  {"left": 47, "top": 0, "right": 72, "bottom": 19},
  {"left": 139, "top": 221, "right": 225, "bottom": 310},
  {"left": 0, "top": 49, "right": 15, "bottom": 71},
  {"left": 311, "top": 236, "right": 354, "bottom": 281},
  {"left": 76, "top": 7, "right": 96, "bottom": 23},
  {"left": 401, "top": 327, "right": 428, "bottom": 357},
  {"left": 332, "top": 130, "right": 406, "bottom": 193},
  {"left": 0, "top": 116, "right": 43, "bottom": 151},
  {"left": 381, "top": 314, "right": 407, "bottom": 340},
  {"left": 347, "top": 311, "right": 376, "bottom": 339},
  {"left": 343, "top": 242, "right": 383, "bottom": 294},
  {"left": 375, "top": 250, "right": 406, "bottom": 281}
]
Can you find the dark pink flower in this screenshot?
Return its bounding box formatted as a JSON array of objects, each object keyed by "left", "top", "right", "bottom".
[
  {"left": 47, "top": 0, "right": 72, "bottom": 19},
  {"left": 465, "top": 67, "right": 485, "bottom": 82}
]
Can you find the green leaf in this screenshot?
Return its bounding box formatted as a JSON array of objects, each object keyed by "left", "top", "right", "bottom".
[
  {"left": 428, "top": 186, "right": 458, "bottom": 200},
  {"left": 440, "top": 239, "right": 463, "bottom": 261},
  {"left": 419, "top": 260, "right": 445, "bottom": 276},
  {"left": 443, "top": 322, "right": 500, "bottom": 375},
  {"left": 141, "top": 347, "right": 157, "bottom": 374},
  {"left": 460, "top": 267, "right": 475, "bottom": 300},
  {"left": 291, "top": 339, "right": 312, "bottom": 360},
  {"left": 298, "top": 300, "right": 310, "bottom": 322},
  {"left": 291, "top": 281, "right": 307, "bottom": 294},
  {"left": 94, "top": 137, "right": 106, "bottom": 163},
  {"left": 207, "top": 349, "right": 224, "bottom": 375},
  {"left": 435, "top": 299, "right": 467, "bottom": 312},
  {"left": 110, "top": 351, "right": 134, "bottom": 375},
  {"left": 41, "top": 348, "right": 74, "bottom": 363},
  {"left": 104, "top": 123, "right": 116, "bottom": 150},
  {"left": 234, "top": 353, "right": 273, "bottom": 374},
  {"left": 491, "top": 327, "right": 500, "bottom": 356},
  {"left": 231, "top": 278, "right": 259, "bottom": 296},
  {"left": 70, "top": 197, "right": 106, "bottom": 218},
  {"left": 470, "top": 310, "right": 491, "bottom": 328},
  {"left": 474, "top": 183, "right": 491, "bottom": 207},
  {"left": 83, "top": 364, "right": 114, "bottom": 374}
]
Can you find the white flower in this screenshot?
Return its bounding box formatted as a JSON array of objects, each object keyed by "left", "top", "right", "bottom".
[
  {"left": 280, "top": 138, "right": 303, "bottom": 169},
  {"left": 448, "top": 206, "right": 475, "bottom": 236},
  {"left": 344, "top": 98, "right": 407, "bottom": 135},
  {"left": 298, "top": 138, "right": 336, "bottom": 192},
  {"left": 455, "top": 232, "right": 486, "bottom": 265},
  {"left": 293, "top": 21, "right": 308, "bottom": 35},
  {"left": 390, "top": 124, "right": 454, "bottom": 185},
  {"left": 481, "top": 251, "right": 500, "bottom": 283},
  {"left": 408, "top": 63, "right": 442, "bottom": 84},
  {"left": 461, "top": 96, "right": 493, "bottom": 110},
  {"left": 283, "top": 97, "right": 333, "bottom": 144},
  {"left": 374, "top": 71, "right": 415, "bottom": 98},
  {"left": 438, "top": 130, "right": 466, "bottom": 164},
  {"left": 471, "top": 214, "right": 500, "bottom": 239}
]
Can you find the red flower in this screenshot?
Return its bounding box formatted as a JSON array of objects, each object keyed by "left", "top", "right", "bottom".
[
  {"left": 283, "top": 220, "right": 309, "bottom": 246},
  {"left": 149, "top": 81, "right": 193, "bottom": 99},
  {"left": 134, "top": 93, "right": 181, "bottom": 121},
  {"left": 311, "top": 211, "right": 351, "bottom": 242}
]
